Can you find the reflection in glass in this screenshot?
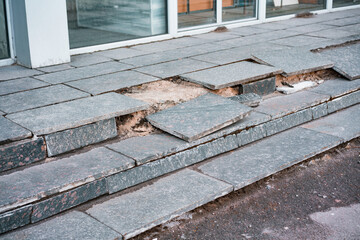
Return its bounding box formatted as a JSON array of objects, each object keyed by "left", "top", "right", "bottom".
[
  {"left": 222, "top": 0, "right": 257, "bottom": 22},
  {"left": 266, "top": 0, "right": 325, "bottom": 18},
  {"left": 0, "top": 0, "right": 10, "bottom": 60},
  {"left": 178, "top": 0, "right": 217, "bottom": 28},
  {"left": 333, "top": 0, "right": 360, "bottom": 8},
  {"left": 67, "top": 0, "right": 168, "bottom": 49}
]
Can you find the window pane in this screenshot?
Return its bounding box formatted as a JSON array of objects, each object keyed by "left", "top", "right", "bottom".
[
  {"left": 178, "top": 0, "right": 217, "bottom": 28},
  {"left": 67, "top": 0, "right": 168, "bottom": 49},
  {"left": 333, "top": 0, "right": 360, "bottom": 8},
  {"left": 266, "top": 0, "right": 325, "bottom": 18},
  {"left": 222, "top": 0, "right": 257, "bottom": 22},
  {"left": 0, "top": 0, "right": 10, "bottom": 60}
]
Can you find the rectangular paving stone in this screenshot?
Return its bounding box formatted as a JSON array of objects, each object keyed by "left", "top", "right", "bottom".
[
  {"left": 230, "top": 26, "right": 273, "bottom": 36},
  {"left": 0, "top": 147, "right": 134, "bottom": 213},
  {"left": 327, "top": 91, "right": 360, "bottom": 113},
  {"left": 0, "top": 85, "right": 90, "bottom": 114},
  {"left": 46, "top": 118, "right": 117, "bottom": 157},
  {"left": 95, "top": 47, "right": 149, "bottom": 60},
  {"left": 0, "top": 78, "right": 49, "bottom": 96},
  {"left": 312, "top": 103, "right": 328, "bottom": 119},
  {"left": 252, "top": 48, "right": 334, "bottom": 76},
  {"left": 237, "top": 124, "right": 267, "bottom": 146},
  {"left": 239, "top": 77, "right": 276, "bottom": 96},
  {"left": 131, "top": 40, "right": 185, "bottom": 53},
  {"left": 0, "top": 117, "right": 31, "bottom": 144},
  {"left": 31, "top": 179, "right": 107, "bottom": 223},
  {"left": 0, "top": 137, "right": 46, "bottom": 173},
  {"left": 0, "top": 65, "right": 41, "bottom": 81},
  {"left": 309, "top": 78, "right": 360, "bottom": 98},
  {"left": 272, "top": 35, "right": 327, "bottom": 47},
  {"left": 229, "top": 93, "right": 262, "bottom": 107},
  {"left": 196, "top": 135, "right": 239, "bottom": 160},
  {"left": 255, "top": 91, "right": 330, "bottom": 119},
  {"left": 199, "top": 127, "right": 343, "bottom": 190},
  {"left": 7, "top": 92, "right": 148, "bottom": 135},
  {"left": 181, "top": 61, "right": 282, "bottom": 90},
  {"left": 70, "top": 53, "right": 112, "bottom": 67},
  {"left": 301, "top": 104, "right": 360, "bottom": 142},
  {"left": 192, "top": 31, "right": 240, "bottom": 41},
  {"left": 34, "top": 62, "right": 133, "bottom": 84},
  {"left": 288, "top": 24, "right": 334, "bottom": 34},
  {"left": 67, "top": 70, "right": 159, "bottom": 95},
  {"left": 0, "top": 206, "right": 32, "bottom": 234},
  {"left": 0, "top": 211, "right": 121, "bottom": 240},
  {"left": 265, "top": 109, "right": 313, "bottom": 136},
  {"left": 307, "top": 28, "right": 357, "bottom": 39},
  {"left": 37, "top": 63, "right": 74, "bottom": 73},
  {"left": 89, "top": 169, "right": 233, "bottom": 239},
  {"left": 146, "top": 93, "right": 252, "bottom": 142}
]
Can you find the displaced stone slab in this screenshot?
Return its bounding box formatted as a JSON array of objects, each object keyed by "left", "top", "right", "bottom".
[
  {"left": 37, "top": 63, "right": 74, "bottom": 73},
  {"left": 135, "top": 58, "right": 216, "bottom": 79},
  {"left": 301, "top": 104, "right": 360, "bottom": 142},
  {"left": 255, "top": 91, "right": 330, "bottom": 119},
  {"left": 70, "top": 53, "right": 112, "bottom": 67},
  {"left": 0, "top": 85, "right": 90, "bottom": 114},
  {"left": 252, "top": 48, "right": 334, "bottom": 76},
  {"left": 229, "top": 93, "right": 262, "bottom": 107},
  {"left": 239, "top": 77, "right": 276, "bottom": 96},
  {"left": 146, "top": 93, "right": 252, "bottom": 142},
  {"left": 199, "top": 127, "right": 343, "bottom": 190},
  {"left": 0, "top": 211, "right": 122, "bottom": 240},
  {"left": 0, "top": 65, "right": 41, "bottom": 81},
  {"left": 327, "top": 91, "right": 360, "bottom": 113},
  {"left": 0, "top": 137, "right": 46, "bottom": 173},
  {"left": 237, "top": 124, "right": 267, "bottom": 146},
  {"left": 7, "top": 93, "right": 148, "bottom": 135},
  {"left": 0, "top": 117, "right": 32, "bottom": 144},
  {"left": 89, "top": 169, "right": 232, "bottom": 239},
  {"left": 309, "top": 78, "right": 360, "bottom": 98},
  {"left": 312, "top": 103, "right": 328, "bottom": 119},
  {"left": 277, "top": 81, "right": 318, "bottom": 95},
  {"left": 45, "top": 118, "right": 117, "bottom": 157},
  {"left": 67, "top": 70, "right": 159, "bottom": 95},
  {"left": 181, "top": 61, "right": 282, "bottom": 90},
  {"left": 31, "top": 179, "right": 107, "bottom": 223},
  {"left": 0, "top": 206, "right": 32, "bottom": 234},
  {"left": 0, "top": 147, "right": 134, "bottom": 213},
  {"left": 0, "top": 78, "right": 49, "bottom": 96},
  {"left": 34, "top": 62, "right": 133, "bottom": 84}
]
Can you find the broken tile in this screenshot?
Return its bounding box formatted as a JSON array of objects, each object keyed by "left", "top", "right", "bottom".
[
  {"left": 309, "top": 78, "right": 360, "bottom": 97},
  {"left": 0, "top": 117, "right": 32, "bottom": 143},
  {"left": 277, "top": 81, "right": 318, "bottom": 95},
  {"left": 229, "top": 93, "right": 262, "bottom": 107},
  {"left": 239, "top": 77, "right": 276, "bottom": 96},
  {"left": 0, "top": 78, "right": 49, "bottom": 96},
  {"left": 0, "top": 206, "right": 32, "bottom": 234},
  {"left": 0, "top": 65, "right": 41, "bottom": 81}
]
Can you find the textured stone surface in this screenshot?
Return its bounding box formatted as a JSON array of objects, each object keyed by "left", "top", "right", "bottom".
[
  {"left": 196, "top": 135, "right": 239, "bottom": 159},
  {"left": 230, "top": 26, "right": 273, "bottom": 36},
  {"left": 37, "top": 64, "right": 73, "bottom": 73},
  {"left": 237, "top": 124, "right": 267, "bottom": 146},
  {"left": 0, "top": 85, "right": 90, "bottom": 114},
  {"left": 252, "top": 48, "right": 334, "bottom": 76},
  {"left": 34, "top": 62, "right": 132, "bottom": 84},
  {"left": 45, "top": 118, "right": 117, "bottom": 157},
  {"left": 0, "top": 206, "right": 32, "bottom": 234},
  {"left": 0, "top": 137, "right": 46, "bottom": 172},
  {"left": 146, "top": 93, "right": 252, "bottom": 142},
  {"left": 89, "top": 169, "right": 232, "bottom": 239},
  {"left": 95, "top": 47, "right": 148, "bottom": 60},
  {"left": 7, "top": 93, "right": 148, "bottom": 135},
  {"left": 255, "top": 91, "right": 330, "bottom": 119},
  {"left": 311, "top": 103, "right": 328, "bottom": 119},
  {"left": 0, "top": 78, "right": 49, "bottom": 96},
  {"left": 239, "top": 77, "right": 276, "bottom": 96},
  {"left": 0, "top": 65, "right": 41, "bottom": 81},
  {"left": 67, "top": 70, "right": 159, "bottom": 95},
  {"left": 181, "top": 61, "right": 282, "bottom": 90},
  {"left": 107, "top": 133, "right": 186, "bottom": 165},
  {"left": 327, "top": 91, "right": 360, "bottom": 113},
  {"left": 301, "top": 104, "right": 360, "bottom": 142},
  {"left": 0, "top": 117, "right": 31, "bottom": 144},
  {"left": 0, "top": 147, "right": 134, "bottom": 213},
  {"left": 272, "top": 35, "right": 327, "bottom": 47},
  {"left": 135, "top": 59, "right": 216, "bottom": 78},
  {"left": 131, "top": 40, "right": 184, "bottom": 53},
  {"left": 70, "top": 53, "right": 111, "bottom": 67},
  {"left": 199, "top": 127, "right": 342, "bottom": 190},
  {"left": 307, "top": 28, "right": 357, "bottom": 39},
  {"left": 265, "top": 109, "right": 313, "bottom": 136},
  {"left": 31, "top": 179, "right": 108, "bottom": 223},
  {"left": 229, "top": 93, "right": 262, "bottom": 107},
  {"left": 0, "top": 211, "right": 121, "bottom": 240}
]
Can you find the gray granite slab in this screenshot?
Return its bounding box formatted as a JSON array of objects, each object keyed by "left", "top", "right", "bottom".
[
  {"left": 0, "top": 137, "right": 46, "bottom": 173},
  {"left": 193, "top": 31, "right": 240, "bottom": 41},
  {"left": 306, "top": 28, "right": 357, "bottom": 39},
  {"left": 146, "top": 93, "right": 252, "bottom": 142},
  {"left": 252, "top": 22, "right": 288, "bottom": 30},
  {"left": 0, "top": 117, "right": 32, "bottom": 143},
  {"left": 318, "top": 44, "right": 360, "bottom": 80},
  {"left": 34, "top": 62, "right": 133, "bottom": 84},
  {"left": 255, "top": 90, "right": 330, "bottom": 119},
  {"left": 311, "top": 103, "right": 328, "bottom": 119},
  {"left": 309, "top": 78, "right": 360, "bottom": 98},
  {"left": 301, "top": 104, "right": 360, "bottom": 142},
  {"left": 0, "top": 65, "right": 41, "bottom": 81},
  {"left": 230, "top": 26, "right": 273, "bottom": 36},
  {"left": 0, "top": 211, "right": 121, "bottom": 240},
  {"left": 7, "top": 92, "right": 148, "bottom": 135},
  {"left": 240, "top": 77, "right": 276, "bottom": 96},
  {"left": 181, "top": 61, "right": 282, "bottom": 90},
  {"left": 0, "top": 147, "right": 134, "bottom": 213},
  {"left": 37, "top": 63, "right": 74, "bottom": 73},
  {"left": 323, "top": 16, "right": 360, "bottom": 27},
  {"left": 272, "top": 35, "right": 327, "bottom": 47},
  {"left": 252, "top": 48, "right": 334, "bottom": 76},
  {"left": 199, "top": 127, "right": 343, "bottom": 190},
  {"left": 338, "top": 23, "right": 360, "bottom": 35},
  {"left": 237, "top": 124, "right": 267, "bottom": 146},
  {"left": 164, "top": 37, "right": 212, "bottom": 47},
  {"left": 0, "top": 206, "right": 32, "bottom": 234},
  {"left": 31, "top": 179, "right": 107, "bottom": 223},
  {"left": 88, "top": 169, "right": 232, "bottom": 239},
  {"left": 288, "top": 24, "right": 335, "bottom": 34},
  {"left": 95, "top": 47, "right": 149, "bottom": 60},
  {"left": 0, "top": 78, "right": 49, "bottom": 96},
  {"left": 46, "top": 118, "right": 117, "bottom": 157},
  {"left": 70, "top": 53, "right": 112, "bottom": 67},
  {"left": 196, "top": 135, "right": 239, "bottom": 159},
  {"left": 327, "top": 91, "right": 360, "bottom": 113},
  {"left": 0, "top": 85, "right": 90, "bottom": 114},
  {"left": 130, "top": 41, "right": 184, "bottom": 53},
  {"left": 135, "top": 59, "right": 216, "bottom": 78},
  {"left": 66, "top": 70, "right": 159, "bottom": 95},
  {"left": 229, "top": 93, "right": 262, "bottom": 107}
]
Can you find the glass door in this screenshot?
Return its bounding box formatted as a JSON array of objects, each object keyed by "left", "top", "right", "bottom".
[
  {"left": 178, "top": 0, "right": 217, "bottom": 28},
  {"left": 0, "top": 0, "right": 10, "bottom": 60}
]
